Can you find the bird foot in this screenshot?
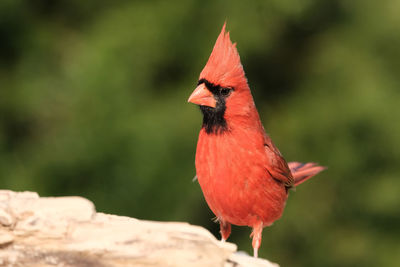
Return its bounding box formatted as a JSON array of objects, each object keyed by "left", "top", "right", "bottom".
[{"left": 253, "top": 247, "right": 258, "bottom": 258}]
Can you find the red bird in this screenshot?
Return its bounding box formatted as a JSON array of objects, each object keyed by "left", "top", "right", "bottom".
[{"left": 188, "top": 24, "right": 325, "bottom": 257}]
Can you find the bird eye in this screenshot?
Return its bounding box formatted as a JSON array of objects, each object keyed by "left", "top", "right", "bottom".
[{"left": 220, "top": 88, "right": 232, "bottom": 96}]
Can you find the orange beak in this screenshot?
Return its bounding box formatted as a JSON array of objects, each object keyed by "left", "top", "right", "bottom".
[{"left": 187, "top": 83, "right": 216, "bottom": 108}]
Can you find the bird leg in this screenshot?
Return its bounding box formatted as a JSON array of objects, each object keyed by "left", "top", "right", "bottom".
[
  {"left": 219, "top": 220, "right": 231, "bottom": 242},
  {"left": 250, "top": 222, "right": 263, "bottom": 258}
]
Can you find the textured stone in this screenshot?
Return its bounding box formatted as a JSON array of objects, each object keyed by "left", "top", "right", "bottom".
[{"left": 0, "top": 190, "right": 278, "bottom": 267}]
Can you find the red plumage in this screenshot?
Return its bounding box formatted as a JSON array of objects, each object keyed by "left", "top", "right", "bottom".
[{"left": 188, "top": 24, "right": 325, "bottom": 257}]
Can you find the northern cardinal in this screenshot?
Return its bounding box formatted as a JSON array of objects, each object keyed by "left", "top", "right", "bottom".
[{"left": 188, "top": 24, "right": 325, "bottom": 257}]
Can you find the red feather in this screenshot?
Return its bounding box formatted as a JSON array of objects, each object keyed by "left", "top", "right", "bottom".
[{"left": 188, "top": 24, "right": 325, "bottom": 257}]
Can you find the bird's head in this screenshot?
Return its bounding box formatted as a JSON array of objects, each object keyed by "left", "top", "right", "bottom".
[{"left": 188, "top": 23, "right": 257, "bottom": 134}]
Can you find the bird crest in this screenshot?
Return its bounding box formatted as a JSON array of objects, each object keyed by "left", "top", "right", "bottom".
[{"left": 199, "top": 23, "right": 248, "bottom": 90}]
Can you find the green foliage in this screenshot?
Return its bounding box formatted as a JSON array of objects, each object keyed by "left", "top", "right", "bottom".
[{"left": 1, "top": 0, "right": 399, "bottom": 266}]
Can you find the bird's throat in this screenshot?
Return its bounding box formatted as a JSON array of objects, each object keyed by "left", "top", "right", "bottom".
[{"left": 200, "top": 102, "right": 227, "bottom": 135}]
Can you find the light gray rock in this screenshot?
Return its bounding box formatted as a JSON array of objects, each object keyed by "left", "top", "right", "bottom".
[{"left": 0, "top": 190, "right": 278, "bottom": 267}]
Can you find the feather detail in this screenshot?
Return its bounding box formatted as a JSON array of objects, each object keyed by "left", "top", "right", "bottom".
[{"left": 288, "top": 162, "right": 327, "bottom": 186}]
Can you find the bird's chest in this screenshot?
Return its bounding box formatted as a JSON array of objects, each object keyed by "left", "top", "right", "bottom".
[
  {"left": 195, "top": 130, "right": 271, "bottom": 225},
  {"left": 196, "top": 131, "right": 263, "bottom": 183}
]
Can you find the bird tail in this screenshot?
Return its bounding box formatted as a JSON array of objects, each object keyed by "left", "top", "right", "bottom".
[{"left": 288, "top": 162, "right": 326, "bottom": 186}]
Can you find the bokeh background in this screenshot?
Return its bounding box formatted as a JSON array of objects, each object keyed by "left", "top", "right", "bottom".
[{"left": 1, "top": 0, "right": 399, "bottom": 266}]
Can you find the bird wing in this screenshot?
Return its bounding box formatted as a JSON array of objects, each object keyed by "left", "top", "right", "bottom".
[{"left": 263, "top": 136, "right": 295, "bottom": 189}]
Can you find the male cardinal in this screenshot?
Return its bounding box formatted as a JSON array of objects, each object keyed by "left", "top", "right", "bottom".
[{"left": 188, "top": 24, "right": 325, "bottom": 258}]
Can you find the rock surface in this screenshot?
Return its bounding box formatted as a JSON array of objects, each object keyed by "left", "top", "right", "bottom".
[{"left": 0, "top": 190, "right": 278, "bottom": 267}]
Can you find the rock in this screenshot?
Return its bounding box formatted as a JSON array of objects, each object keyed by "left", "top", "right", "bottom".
[{"left": 0, "top": 190, "right": 278, "bottom": 267}]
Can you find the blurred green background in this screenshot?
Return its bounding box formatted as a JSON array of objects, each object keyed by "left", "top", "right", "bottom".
[{"left": 1, "top": 0, "right": 399, "bottom": 266}]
